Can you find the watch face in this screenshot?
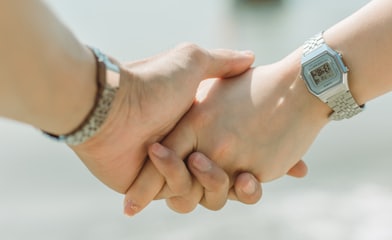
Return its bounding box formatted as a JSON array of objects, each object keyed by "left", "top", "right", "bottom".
[
  {"left": 302, "top": 52, "right": 342, "bottom": 95},
  {"left": 310, "top": 62, "right": 337, "bottom": 86}
]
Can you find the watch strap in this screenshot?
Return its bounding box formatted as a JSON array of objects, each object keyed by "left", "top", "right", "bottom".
[
  {"left": 303, "top": 32, "right": 325, "bottom": 56},
  {"left": 327, "top": 90, "right": 363, "bottom": 121},
  {"left": 44, "top": 47, "right": 120, "bottom": 145}
]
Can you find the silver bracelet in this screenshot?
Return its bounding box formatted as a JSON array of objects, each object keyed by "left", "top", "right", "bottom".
[{"left": 43, "top": 47, "right": 120, "bottom": 145}]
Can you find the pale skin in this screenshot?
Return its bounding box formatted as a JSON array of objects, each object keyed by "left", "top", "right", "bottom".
[
  {"left": 124, "top": 0, "right": 392, "bottom": 215},
  {"left": 0, "top": 0, "right": 267, "bottom": 210}
]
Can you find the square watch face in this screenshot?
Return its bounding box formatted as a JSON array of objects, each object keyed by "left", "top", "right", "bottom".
[
  {"left": 310, "top": 62, "right": 336, "bottom": 86},
  {"left": 302, "top": 53, "right": 342, "bottom": 95}
]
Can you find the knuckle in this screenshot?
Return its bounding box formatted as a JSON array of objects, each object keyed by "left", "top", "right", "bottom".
[
  {"left": 209, "top": 173, "right": 230, "bottom": 191},
  {"left": 176, "top": 42, "right": 198, "bottom": 50},
  {"left": 171, "top": 180, "right": 192, "bottom": 196},
  {"left": 176, "top": 42, "right": 207, "bottom": 66},
  {"left": 202, "top": 199, "right": 226, "bottom": 211},
  {"left": 167, "top": 198, "right": 197, "bottom": 214},
  {"left": 199, "top": 174, "right": 230, "bottom": 198},
  {"left": 155, "top": 158, "right": 178, "bottom": 177},
  {"left": 176, "top": 42, "right": 201, "bottom": 54}
]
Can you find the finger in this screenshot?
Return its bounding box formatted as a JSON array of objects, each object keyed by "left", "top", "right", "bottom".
[
  {"left": 187, "top": 152, "right": 230, "bottom": 211},
  {"left": 287, "top": 160, "right": 308, "bottom": 178},
  {"left": 161, "top": 119, "right": 196, "bottom": 167},
  {"left": 165, "top": 180, "right": 204, "bottom": 214},
  {"left": 156, "top": 113, "right": 200, "bottom": 213},
  {"left": 163, "top": 150, "right": 231, "bottom": 213},
  {"left": 123, "top": 160, "right": 164, "bottom": 217},
  {"left": 124, "top": 44, "right": 254, "bottom": 102},
  {"left": 228, "top": 188, "right": 238, "bottom": 201},
  {"left": 171, "top": 43, "right": 255, "bottom": 79},
  {"left": 149, "top": 143, "right": 192, "bottom": 198},
  {"left": 204, "top": 48, "right": 255, "bottom": 79},
  {"left": 232, "top": 172, "right": 262, "bottom": 205}
]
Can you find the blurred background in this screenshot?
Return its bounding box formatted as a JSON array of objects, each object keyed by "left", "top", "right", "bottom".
[{"left": 1, "top": 0, "right": 392, "bottom": 239}]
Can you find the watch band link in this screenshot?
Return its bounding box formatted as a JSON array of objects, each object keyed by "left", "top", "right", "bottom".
[
  {"left": 327, "top": 90, "right": 363, "bottom": 121},
  {"left": 303, "top": 32, "right": 325, "bottom": 56},
  {"left": 303, "top": 32, "right": 363, "bottom": 120}
]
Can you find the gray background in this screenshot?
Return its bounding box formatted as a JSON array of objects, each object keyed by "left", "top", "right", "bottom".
[{"left": 1, "top": 0, "right": 392, "bottom": 239}]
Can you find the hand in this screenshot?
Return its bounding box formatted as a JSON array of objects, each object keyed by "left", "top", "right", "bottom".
[
  {"left": 159, "top": 53, "right": 329, "bottom": 181},
  {"left": 123, "top": 143, "right": 263, "bottom": 216},
  {"left": 69, "top": 43, "right": 255, "bottom": 193},
  {"left": 124, "top": 51, "right": 323, "bottom": 214}
]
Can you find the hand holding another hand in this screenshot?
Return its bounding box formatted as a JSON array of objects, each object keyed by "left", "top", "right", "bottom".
[
  {"left": 69, "top": 44, "right": 256, "bottom": 196},
  {"left": 125, "top": 50, "right": 329, "bottom": 215}
]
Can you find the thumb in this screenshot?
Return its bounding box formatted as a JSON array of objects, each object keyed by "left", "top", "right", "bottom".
[
  {"left": 168, "top": 45, "right": 255, "bottom": 106},
  {"left": 203, "top": 48, "right": 255, "bottom": 79},
  {"left": 165, "top": 44, "right": 254, "bottom": 93}
]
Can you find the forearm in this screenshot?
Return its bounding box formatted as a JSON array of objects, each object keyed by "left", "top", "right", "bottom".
[
  {"left": 323, "top": 0, "right": 392, "bottom": 105},
  {"left": 0, "top": 0, "right": 96, "bottom": 135}
]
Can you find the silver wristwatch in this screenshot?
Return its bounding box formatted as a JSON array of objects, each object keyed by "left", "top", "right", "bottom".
[
  {"left": 301, "top": 32, "right": 364, "bottom": 120},
  {"left": 43, "top": 47, "right": 120, "bottom": 145}
]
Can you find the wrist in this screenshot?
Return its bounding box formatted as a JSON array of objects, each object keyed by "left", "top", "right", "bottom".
[
  {"left": 44, "top": 47, "right": 121, "bottom": 145},
  {"left": 280, "top": 48, "right": 332, "bottom": 126},
  {"left": 41, "top": 45, "right": 98, "bottom": 135}
]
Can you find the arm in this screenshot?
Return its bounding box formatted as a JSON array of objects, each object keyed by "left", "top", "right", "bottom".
[
  {"left": 0, "top": 0, "right": 96, "bottom": 135},
  {"left": 324, "top": 0, "right": 392, "bottom": 104},
  {"left": 124, "top": 0, "right": 392, "bottom": 213}
]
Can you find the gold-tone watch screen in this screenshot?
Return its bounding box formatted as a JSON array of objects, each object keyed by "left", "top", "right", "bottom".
[{"left": 310, "top": 62, "right": 336, "bottom": 85}]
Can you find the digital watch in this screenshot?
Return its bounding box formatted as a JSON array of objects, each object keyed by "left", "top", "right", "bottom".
[{"left": 301, "top": 32, "right": 364, "bottom": 120}]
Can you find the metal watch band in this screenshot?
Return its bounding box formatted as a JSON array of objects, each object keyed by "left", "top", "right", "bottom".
[
  {"left": 327, "top": 90, "right": 363, "bottom": 121},
  {"left": 44, "top": 47, "right": 120, "bottom": 145},
  {"left": 303, "top": 32, "right": 363, "bottom": 120},
  {"left": 303, "top": 32, "right": 325, "bottom": 56}
]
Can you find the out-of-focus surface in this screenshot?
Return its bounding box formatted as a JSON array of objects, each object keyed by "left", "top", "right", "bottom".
[{"left": 1, "top": 0, "right": 392, "bottom": 239}]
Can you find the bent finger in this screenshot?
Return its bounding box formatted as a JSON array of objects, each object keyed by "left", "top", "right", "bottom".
[
  {"left": 165, "top": 181, "right": 204, "bottom": 214},
  {"left": 232, "top": 172, "right": 262, "bottom": 205},
  {"left": 149, "top": 143, "right": 192, "bottom": 198},
  {"left": 187, "top": 152, "right": 230, "bottom": 211},
  {"left": 123, "top": 160, "right": 164, "bottom": 217}
]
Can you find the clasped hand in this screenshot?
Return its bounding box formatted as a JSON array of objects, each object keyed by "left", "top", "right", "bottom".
[
  {"left": 70, "top": 44, "right": 326, "bottom": 217},
  {"left": 123, "top": 50, "right": 329, "bottom": 215},
  {"left": 69, "top": 44, "right": 264, "bottom": 213}
]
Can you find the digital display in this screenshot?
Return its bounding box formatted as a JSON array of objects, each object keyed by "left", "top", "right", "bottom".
[{"left": 310, "top": 62, "right": 336, "bottom": 85}]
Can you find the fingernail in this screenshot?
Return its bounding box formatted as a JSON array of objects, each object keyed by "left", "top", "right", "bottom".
[
  {"left": 242, "top": 180, "right": 257, "bottom": 195},
  {"left": 239, "top": 50, "right": 254, "bottom": 57},
  {"left": 192, "top": 154, "right": 212, "bottom": 172},
  {"left": 124, "top": 200, "right": 140, "bottom": 217},
  {"left": 151, "top": 143, "right": 169, "bottom": 158}
]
